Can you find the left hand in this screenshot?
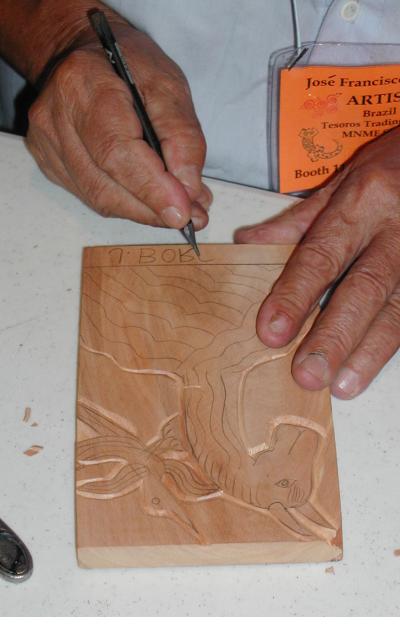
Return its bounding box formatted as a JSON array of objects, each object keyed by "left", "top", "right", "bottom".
[{"left": 235, "top": 127, "right": 400, "bottom": 399}]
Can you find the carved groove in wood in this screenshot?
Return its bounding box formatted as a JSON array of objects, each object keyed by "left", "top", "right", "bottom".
[{"left": 76, "top": 244, "right": 342, "bottom": 566}]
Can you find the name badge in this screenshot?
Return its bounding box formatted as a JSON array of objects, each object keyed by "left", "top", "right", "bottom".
[{"left": 278, "top": 64, "right": 400, "bottom": 193}]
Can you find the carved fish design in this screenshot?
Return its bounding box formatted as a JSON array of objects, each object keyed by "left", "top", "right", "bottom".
[
  {"left": 176, "top": 319, "right": 335, "bottom": 540},
  {"left": 76, "top": 400, "right": 220, "bottom": 542},
  {"left": 78, "top": 262, "right": 337, "bottom": 543}
]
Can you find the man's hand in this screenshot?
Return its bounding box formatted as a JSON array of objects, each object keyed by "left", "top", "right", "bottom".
[
  {"left": 26, "top": 24, "right": 211, "bottom": 228},
  {"left": 236, "top": 128, "right": 400, "bottom": 399}
]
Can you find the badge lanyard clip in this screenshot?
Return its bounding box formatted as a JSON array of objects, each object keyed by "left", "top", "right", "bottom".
[{"left": 287, "top": 0, "right": 308, "bottom": 69}]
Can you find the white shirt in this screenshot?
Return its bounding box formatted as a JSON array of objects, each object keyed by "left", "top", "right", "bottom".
[{"left": 0, "top": 0, "right": 399, "bottom": 189}]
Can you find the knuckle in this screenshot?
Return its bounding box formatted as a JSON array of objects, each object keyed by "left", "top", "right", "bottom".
[
  {"left": 349, "top": 266, "right": 391, "bottom": 306},
  {"left": 186, "top": 124, "right": 207, "bottom": 155},
  {"left": 198, "top": 129, "right": 207, "bottom": 156},
  {"left": 358, "top": 343, "right": 384, "bottom": 367},
  {"left": 297, "top": 240, "right": 342, "bottom": 281},
  {"left": 348, "top": 164, "right": 398, "bottom": 210},
  {"left": 144, "top": 73, "right": 173, "bottom": 102},
  {"left": 144, "top": 70, "right": 199, "bottom": 126},
  {"left": 84, "top": 175, "right": 114, "bottom": 216},
  {"left": 146, "top": 69, "right": 189, "bottom": 104},
  {"left": 167, "top": 66, "right": 189, "bottom": 92},
  {"left": 363, "top": 164, "right": 393, "bottom": 192},
  {"left": 383, "top": 292, "right": 400, "bottom": 329},
  {"left": 170, "top": 124, "right": 207, "bottom": 163},
  {"left": 28, "top": 98, "right": 48, "bottom": 129},
  {"left": 133, "top": 173, "right": 160, "bottom": 204},
  {"left": 312, "top": 320, "right": 354, "bottom": 358},
  {"left": 94, "top": 135, "right": 133, "bottom": 173}
]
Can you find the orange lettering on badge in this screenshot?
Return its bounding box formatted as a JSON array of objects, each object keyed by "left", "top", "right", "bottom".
[{"left": 279, "top": 65, "right": 400, "bottom": 193}]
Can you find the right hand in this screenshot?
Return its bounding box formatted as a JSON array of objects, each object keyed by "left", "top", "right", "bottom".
[{"left": 26, "top": 23, "right": 212, "bottom": 229}]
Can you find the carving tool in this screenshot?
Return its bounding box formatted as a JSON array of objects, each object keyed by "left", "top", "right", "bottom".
[
  {"left": 0, "top": 517, "right": 33, "bottom": 582},
  {"left": 88, "top": 9, "right": 200, "bottom": 257}
]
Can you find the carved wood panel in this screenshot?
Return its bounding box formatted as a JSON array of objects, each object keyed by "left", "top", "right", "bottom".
[{"left": 76, "top": 244, "right": 342, "bottom": 567}]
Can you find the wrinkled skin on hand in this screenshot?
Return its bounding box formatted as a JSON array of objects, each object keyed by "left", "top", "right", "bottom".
[
  {"left": 236, "top": 127, "right": 400, "bottom": 399},
  {"left": 26, "top": 24, "right": 212, "bottom": 229}
]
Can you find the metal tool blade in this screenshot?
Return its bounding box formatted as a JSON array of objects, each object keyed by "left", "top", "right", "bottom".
[{"left": 181, "top": 220, "right": 200, "bottom": 257}]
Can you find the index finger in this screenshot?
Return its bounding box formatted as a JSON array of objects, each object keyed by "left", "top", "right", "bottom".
[
  {"left": 75, "top": 81, "right": 195, "bottom": 228},
  {"left": 256, "top": 172, "right": 382, "bottom": 348}
]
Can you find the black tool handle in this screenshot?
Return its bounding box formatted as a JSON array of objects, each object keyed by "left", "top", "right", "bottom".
[{"left": 89, "top": 10, "right": 164, "bottom": 163}]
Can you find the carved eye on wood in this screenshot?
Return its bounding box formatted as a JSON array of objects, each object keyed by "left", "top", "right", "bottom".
[{"left": 275, "top": 479, "right": 289, "bottom": 488}]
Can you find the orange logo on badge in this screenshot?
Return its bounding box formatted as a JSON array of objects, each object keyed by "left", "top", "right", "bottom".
[{"left": 302, "top": 94, "right": 341, "bottom": 116}]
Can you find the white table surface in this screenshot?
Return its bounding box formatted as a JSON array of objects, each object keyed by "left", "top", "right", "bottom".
[{"left": 0, "top": 131, "right": 399, "bottom": 617}]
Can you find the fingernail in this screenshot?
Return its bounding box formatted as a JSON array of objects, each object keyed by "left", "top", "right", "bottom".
[
  {"left": 268, "top": 312, "right": 291, "bottom": 335},
  {"left": 191, "top": 214, "right": 207, "bottom": 229},
  {"left": 334, "top": 367, "right": 361, "bottom": 397},
  {"left": 161, "top": 206, "right": 184, "bottom": 228},
  {"left": 297, "top": 352, "right": 330, "bottom": 387}
]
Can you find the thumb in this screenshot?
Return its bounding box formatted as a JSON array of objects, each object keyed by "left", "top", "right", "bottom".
[{"left": 234, "top": 171, "right": 347, "bottom": 244}]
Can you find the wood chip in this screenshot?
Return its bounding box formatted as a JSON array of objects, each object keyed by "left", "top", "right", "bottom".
[
  {"left": 394, "top": 549, "right": 400, "bottom": 557},
  {"left": 325, "top": 566, "right": 335, "bottom": 575},
  {"left": 22, "top": 407, "right": 31, "bottom": 423},
  {"left": 30, "top": 422, "right": 39, "bottom": 427},
  {"left": 23, "top": 445, "right": 43, "bottom": 457}
]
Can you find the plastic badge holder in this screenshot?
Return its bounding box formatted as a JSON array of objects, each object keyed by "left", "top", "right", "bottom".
[{"left": 268, "top": 42, "right": 400, "bottom": 195}]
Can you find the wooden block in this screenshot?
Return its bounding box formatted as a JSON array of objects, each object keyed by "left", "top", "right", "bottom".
[{"left": 76, "top": 244, "right": 342, "bottom": 567}]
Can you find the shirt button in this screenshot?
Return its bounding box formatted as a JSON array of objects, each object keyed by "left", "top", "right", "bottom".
[{"left": 341, "top": 0, "right": 360, "bottom": 21}]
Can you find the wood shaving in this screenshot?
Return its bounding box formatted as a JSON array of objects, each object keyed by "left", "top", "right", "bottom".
[
  {"left": 22, "top": 407, "right": 31, "bottom": 423},
  {"left": 325, "top": 566, "right": 335, "bottom": 575},
  {"left": 23, "top": 445, "right": 43, "bottom": 457},
  {"left": 30, "top": 422, "right": 39, "bottom": 427},
  {"left": 394, "top": 549, "right": 400, "bottom": 557}
]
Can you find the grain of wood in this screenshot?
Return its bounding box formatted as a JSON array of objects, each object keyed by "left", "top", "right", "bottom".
[{"left": 76, "top": 244, "right": 342, "bottom": 568}]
